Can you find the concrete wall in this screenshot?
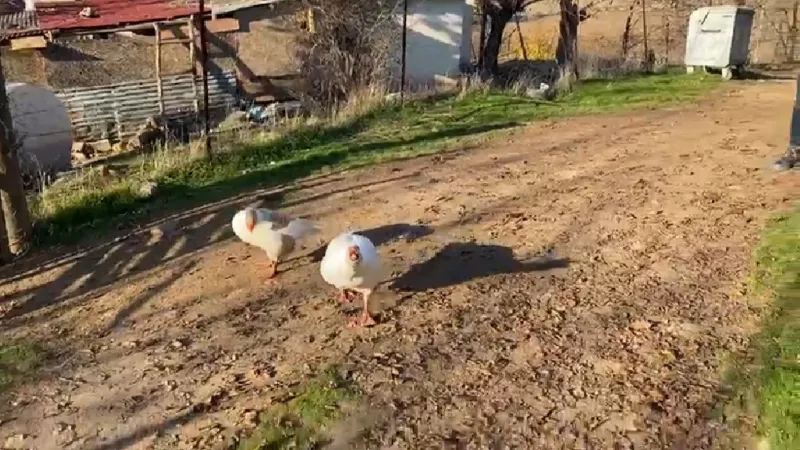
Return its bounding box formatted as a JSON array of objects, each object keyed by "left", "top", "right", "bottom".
[{"left": 403, "top": 0, "right": 473, "bottom": 83}]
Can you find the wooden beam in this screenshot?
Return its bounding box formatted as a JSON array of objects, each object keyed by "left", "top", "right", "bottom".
[
  {"left": 160, "top": 38, "right": 194, "bottom": 45},
  {"left": 9, "top": 36, "right": 47, "bottom": 51},
  {"left": 160, "top": 17, "right": 239, "bottom": 40},
  {"left": 188, "top": 15, "right": 200, "bottom": 114},
  {"left": 154, "top": 23, "right": 164, "bottom": 115}
]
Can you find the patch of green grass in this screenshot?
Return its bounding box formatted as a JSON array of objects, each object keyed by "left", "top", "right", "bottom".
[
  {"left": 237, "top": 366, "right": 360, "bottom": 450},
  {"left": 0, "top": 341, "right": 43, "bottom": 392},
  {"left": 32, "top": 72, "right": 719, "bottom": 246},
  {"left": 725, "top": 211, "right": 800, "bottom": 449}
]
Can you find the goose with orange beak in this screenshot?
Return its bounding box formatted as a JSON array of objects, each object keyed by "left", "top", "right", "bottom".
[
  {"left": 232, "top": 207, "right": 320, "bottom": 281},
  {"left": 320, "top": 232, "right": 383, "bottom": 327}
]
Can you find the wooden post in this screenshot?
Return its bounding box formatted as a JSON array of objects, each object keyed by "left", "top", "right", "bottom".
[
  {"left": 575, "top": 0, "right": 580, "bottom": 72},
  {"left": 154, "top": 22, "right": 165, "bottom": 115},
  {"left": 307, "top": 8, "right": 316, "bottom": 34},
  {"left": 400, "top": 0, "right": 408, "bottom": 103},
  {"left": 0, "top": 55, "right": 31, "bottom": 256},
  {"left": 754, "top": 7, "right": 764, "bottom": 64},
  {"left": 478, "top": 0, "right": 487, "bottom": 69},
  {"left": 199, "top": 0, "right": 211, "bottom": 154},
  {"left": 188, "top": 15, "right": 199, "bottom": 113},
  {"left": 0, "top": 193, "right": 9, "bottom": 263},
  {"left": 641, "top": 0, "right": 650, "bottom": 69}
]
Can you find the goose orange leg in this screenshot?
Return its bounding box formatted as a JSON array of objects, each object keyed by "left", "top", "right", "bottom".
[
  {"left": 348, "top": 290, "right": 376, "bottom": 328},
  {"left": 261, "top": 259, "right": 278, "bottom": 283}
]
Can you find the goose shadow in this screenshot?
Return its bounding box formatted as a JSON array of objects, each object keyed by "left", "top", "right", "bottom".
[
  {"left": 389, "top": 242, "right": 570, "bottom": 292},
  {"left": 302, "top": 223, "right": 435, "bottom": 263}
]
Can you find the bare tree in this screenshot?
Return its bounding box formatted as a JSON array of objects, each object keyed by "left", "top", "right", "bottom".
[
  {"left": 556, "top": 0, "right": 592, "bottom": 90},
  {"left": 296, "top": 0, "right": 401, "bottom": 111},
  {"left": 0, "top": 54, "right": 32, "bottom": 256},
  {"left": 479, "top": 0, "right": 545, "bottom": 75}
]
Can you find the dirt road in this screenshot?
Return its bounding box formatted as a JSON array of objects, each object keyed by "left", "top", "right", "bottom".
[{"left": 1, "top": 79, "right": 797, "bottom": 450}]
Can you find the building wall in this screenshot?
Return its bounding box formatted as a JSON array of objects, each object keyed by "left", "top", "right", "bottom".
[
  {"left": 403, "top": 0, "right": 473, "bottom": 83},
  {"left": 2, "top": 30, "right": 238, "bottom": 88},
  {"left": 233, "top": 2, "right": 305, "bottom": 101},
  {"left": 1, "top": 47, "right": 47, "bottom": 85}
]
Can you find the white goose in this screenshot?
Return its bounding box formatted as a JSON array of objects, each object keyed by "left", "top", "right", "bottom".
[
  {"left": 231, "top": 207, "right": 319, "bottom": 281},
  {"left": 320, "top": 232, "right": 383, "bottom": 327}
]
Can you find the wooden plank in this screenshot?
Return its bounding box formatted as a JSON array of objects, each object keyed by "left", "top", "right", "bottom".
[
  {"left": 160, "top": 38, "right": 193, "bottom": 45},
  {"left": 154, "top": 23, "right": 164, "bottom": 115},
  {"left": 159, "top": 17, "right": 239, "bottom": 40},
  {"left": 189, "top": 15, "right": 199, "bottom": 113},
  {"left": 9, "top": 36, "right": 47, "bottom": 50}
]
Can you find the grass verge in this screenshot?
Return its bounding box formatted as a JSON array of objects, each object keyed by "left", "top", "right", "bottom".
[
  {"left": 725, "top": 211, "right": 800, "bottom": 449},
  {"left": 0, "top": 341, "right": 43, "bottom": 392},
  {"left": 236, "top": 366, "right": 361, "bottom": 450},
  {"left": 32, "top": 72, "right": 719, "bottom": 247}
]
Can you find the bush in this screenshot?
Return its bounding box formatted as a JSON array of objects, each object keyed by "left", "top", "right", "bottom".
[{"left": 296, "top": 0, "right": 401, "bottom": 113}]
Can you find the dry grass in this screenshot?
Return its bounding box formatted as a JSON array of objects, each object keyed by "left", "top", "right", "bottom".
[{"left": 507, "top": 28, "right": 558, "bottom": 61}]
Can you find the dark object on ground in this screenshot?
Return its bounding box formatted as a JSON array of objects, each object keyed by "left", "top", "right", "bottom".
[
  {"left": 773, "top": 146, "right": 797, "bottom": 171},
  {"left": 775, "top": 73, "right": 800, "bottom": 171}
]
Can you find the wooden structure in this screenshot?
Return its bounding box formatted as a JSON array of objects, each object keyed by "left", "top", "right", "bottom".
[{"left": 0, "top": 1, "right": 253, "bottom": 154}]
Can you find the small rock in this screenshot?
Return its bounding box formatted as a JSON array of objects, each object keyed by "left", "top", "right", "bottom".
[
  {"left": 242, "top": 410, "right": 259, "bottom": 427},
  {"left": 4, "top": 434, "right": 29, "bottom": 449},
  {"left": 122, "top": 340, "right": 140, "bottom": 349},
  {"left": 630, "top": 320, "right": 651, "bottom": 331},
  {"left": 170, "top": 339, "right": 186, "bottom": 350},
  {"left": 53, "top": 422, "right": 76, "bottom": 444},
  {"left": 150, "top": 221, "right": 178, "bottom": 241}
]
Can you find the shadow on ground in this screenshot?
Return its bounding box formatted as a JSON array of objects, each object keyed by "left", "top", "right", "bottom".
[
  {"left": 0, "top": 172, "right": 420, "bottom": 331},
  {"left": 391, "top": 242, "right": 570, "bottom": 292}
]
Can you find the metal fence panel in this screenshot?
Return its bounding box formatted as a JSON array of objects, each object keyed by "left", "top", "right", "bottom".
[{"left": 55, "top": 70, "right": 238, "bottom": 142}]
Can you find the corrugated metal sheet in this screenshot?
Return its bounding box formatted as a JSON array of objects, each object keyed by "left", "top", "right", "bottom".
[
  {"left": 56, "top": 70, "right": 238, "bottom": 142},
  {"left": 0, "top": 9, "right": 41, "bottom": 40},
  {"left": 37, "top": 0, "right": 200, "bottom": 32}
]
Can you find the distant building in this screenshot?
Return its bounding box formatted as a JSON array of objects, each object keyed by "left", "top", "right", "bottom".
[{"left": 400, "top": 0, "right": 475, "bottom": 86}]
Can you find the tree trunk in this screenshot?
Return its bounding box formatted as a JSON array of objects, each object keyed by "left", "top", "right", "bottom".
[
  {"left": 481, "top": 9, "right": 514, "bottom": 75},
  {"left": 477, "top": 1, "right": 487, "bottom": 69},
  {"left": 556, "top": 0, "right": 580, "bottom": 91},
  {"left": 0, "top": 195, "right": 10, "bottom": 264},
  {"left": 0, "top": 55, "right": 32, "bottom": 256}
]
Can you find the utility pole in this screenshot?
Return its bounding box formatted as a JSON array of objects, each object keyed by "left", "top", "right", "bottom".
[
  {"left": 400, "top": 0, "right": 408, "bottom": 104},
  {"left": 0, "top": 53, "right": 31, "bottom": 256},
  {"left": 641, "top": 0, "right": 650, "bottom": 71}
]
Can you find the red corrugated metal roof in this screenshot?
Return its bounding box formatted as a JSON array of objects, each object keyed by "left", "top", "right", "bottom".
[{"left": 37, "top": 0, "right": 202, "bottom": 32}]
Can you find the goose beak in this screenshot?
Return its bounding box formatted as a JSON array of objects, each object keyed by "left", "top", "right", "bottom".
[
  {"left": 348, "top": 246, "right": 361, "bottom": 262},
  {"left": 245, "top": 210, "right": 257, "bottom": 232}
]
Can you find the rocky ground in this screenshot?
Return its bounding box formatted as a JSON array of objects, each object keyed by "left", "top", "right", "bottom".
[{"left": 0, "top": 79, "right": 798, "bottom": 450}]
